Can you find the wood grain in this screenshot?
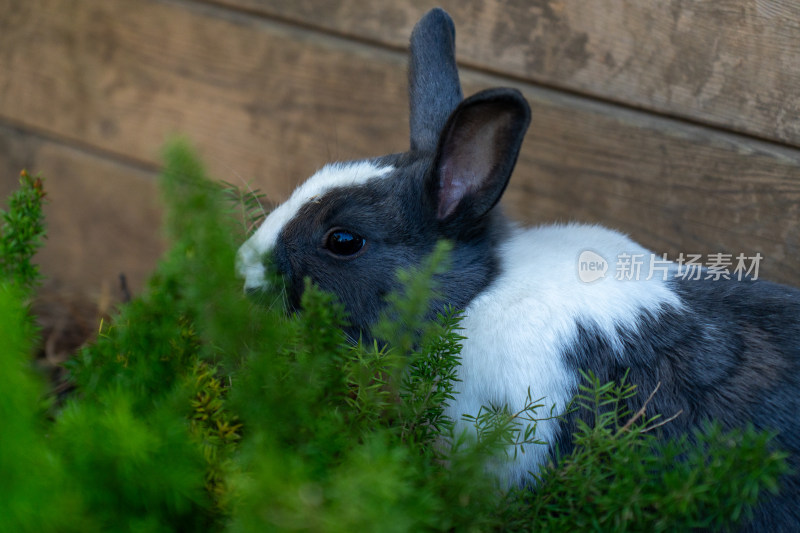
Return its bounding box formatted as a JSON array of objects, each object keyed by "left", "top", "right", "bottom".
[
  {"left": 209, "top": 0, "right": 800, "bottom": 147},
  {"left": 499, "top": 81, "right": 800, "bottom": 285},
  {"left": 0, "top": 0, "right": 410, "bottom": 202},
  {"left": 0, "top": 123, "right": 164, "bottom": 298},
  {"left": 0, "top": 0, "right": 798, "bottom": 288}
]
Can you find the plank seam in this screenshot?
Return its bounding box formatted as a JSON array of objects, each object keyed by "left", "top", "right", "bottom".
[
  {"left": 0, "top": 117, "right": 161, "bottom": 177},
  {"left": 179, "top": 0, "right": 800, "bottom": 153}
]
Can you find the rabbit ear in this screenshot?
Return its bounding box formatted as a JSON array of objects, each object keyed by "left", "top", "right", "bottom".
[
  {"left": 408, "top": 8, "right": 463, "bottom": 153},
  {"left": 431, "top": 88, "right": 531, "bottom": 221}
]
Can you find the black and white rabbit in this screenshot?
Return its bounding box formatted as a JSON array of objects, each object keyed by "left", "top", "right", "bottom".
[{"left": 238, "top": 8, "right": 800, "bottom": 530}]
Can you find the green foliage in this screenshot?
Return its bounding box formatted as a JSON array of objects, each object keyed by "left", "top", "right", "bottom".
[
  {"left": 499, "top": 371, "right": 789, "bottom": 532},
  {"left": 189, "top": 359, "right": 242, "bottom": 513},
  {"left": 0, "top": 144, "right": 789, "bottom": 532},
  {"left": 0, "top": 170, "right": 46, "bottom": 292},
  {"left": 0, "top": 282, "right": 91, "bottom": 533},
  {"left": 0, "top": 177, "right": 85, "bottom": 533}
]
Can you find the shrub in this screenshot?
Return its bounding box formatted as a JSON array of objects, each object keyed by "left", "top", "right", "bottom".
[{"left": 0, "top": 143, "right": 787, "bottom": 532}]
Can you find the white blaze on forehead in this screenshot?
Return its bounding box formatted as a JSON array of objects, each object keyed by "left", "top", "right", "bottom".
[{"left": 237, "top": 160, "right": 394, "bottom": 289}]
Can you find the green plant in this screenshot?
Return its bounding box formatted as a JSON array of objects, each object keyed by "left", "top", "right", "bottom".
[
  {"left": 499, "top": 371, "right": 788, "bottom": 532},
  {"left": 0, "top": 169, "right": 46, "bottom": 292},
  {"left": 0, "top": 143, "right": 788, "bottom": 532},
  {"left": 0, "top": 173, "right": 89, "bottom": 533}
]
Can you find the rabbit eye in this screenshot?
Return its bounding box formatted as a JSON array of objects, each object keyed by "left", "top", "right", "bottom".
[{"left": 325, "top": 229, "right": 366, "bottom": 257}]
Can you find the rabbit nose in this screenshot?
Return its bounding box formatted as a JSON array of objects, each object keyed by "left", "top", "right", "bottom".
[{"left": 236, "top": 240, "right": 268, "bottom": 285}]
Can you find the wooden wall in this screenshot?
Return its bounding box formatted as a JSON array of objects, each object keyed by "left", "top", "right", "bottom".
[{"left": 1, "top": 0, "right": 799, "bottom": 305}]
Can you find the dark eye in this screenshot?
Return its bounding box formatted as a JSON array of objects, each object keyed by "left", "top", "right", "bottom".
[{"left": 325, "top": 229, "right": 366, "bottom": 257}]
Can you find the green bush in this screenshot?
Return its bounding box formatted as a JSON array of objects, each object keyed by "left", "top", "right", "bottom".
[{"left": 0, "top": 143, "right": 787, "bottom": 532}]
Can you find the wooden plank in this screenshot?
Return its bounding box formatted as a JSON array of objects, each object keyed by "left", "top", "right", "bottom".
[
  {"left": 0, "top": 0, "right": 798, "bottom": 287},
  {"left": 498, "top": 83, "right": 800, "bottom": 286},
  {"left": 209, "top": 0, "right": 800, "bottom": 147},
  {"left": 0, "top": 122, "right": 164, "bottom": 298},
  {"left": 0, "top": 0, "right": 410, "bottom": 203}
]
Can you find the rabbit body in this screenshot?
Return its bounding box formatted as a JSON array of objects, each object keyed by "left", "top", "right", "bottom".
[
  {"left": 449, "top": 223, "right": 682, "bottom": 485},
  {"left": 238, "top": 8, "right": 800, "bottom": 530}
]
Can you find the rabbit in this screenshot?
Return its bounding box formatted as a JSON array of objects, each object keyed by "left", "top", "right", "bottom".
[{"left": 237, "top": 8, "right": 800, "bottom": 530}]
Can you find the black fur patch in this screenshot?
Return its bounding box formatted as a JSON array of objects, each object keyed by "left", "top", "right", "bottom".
[
  {"left": 272, "top": 152, "right": 507, "bottom": 342},
  {"left": 555, "top": 278, "right": 800, "bottom": 530}
]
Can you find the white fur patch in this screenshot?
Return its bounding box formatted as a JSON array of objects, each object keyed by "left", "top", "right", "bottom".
[
  {"left": 448, "top": 223, "right": 682, "bottom": 486},
  {"left": 237, "top": 161, "right": 394, "bottom": 289}
]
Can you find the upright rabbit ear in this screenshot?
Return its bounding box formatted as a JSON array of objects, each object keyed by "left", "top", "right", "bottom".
[
  {"left": 408, "top": 8, "right": 463, "bottom": 152},
  {"left": 431, "top": 88, "right": 531, "bottom": 222}
]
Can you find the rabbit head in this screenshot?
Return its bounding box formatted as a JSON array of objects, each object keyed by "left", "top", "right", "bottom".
[{"left": 237, "top": 8, "right": 530, "bottom": 339}]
